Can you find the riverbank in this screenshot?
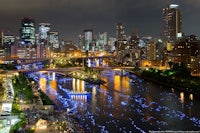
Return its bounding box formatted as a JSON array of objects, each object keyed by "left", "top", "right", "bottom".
[
  {"left": 141, "top": 76, "right": 194, "bottom": 93},
  {"left": 138, "top": 70, "right": 200, "bottom": 97},
  {"left": 127, "top": 68, "right": 200, "bottom": 97},
  {"left": 10, "top": 72, "right": 87, "bottom": 133}
]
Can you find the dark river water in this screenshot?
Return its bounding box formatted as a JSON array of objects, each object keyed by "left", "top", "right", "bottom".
[{"left": 28, "top": 70, "right": 200, "bottom": 133}]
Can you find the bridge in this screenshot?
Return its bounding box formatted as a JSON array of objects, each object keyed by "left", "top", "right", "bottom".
[
  {"left": 18, "top": 66, "right": 135, "bottom": 73},
  {"left": 21, "top": 66, "right": 136, "bottom": 84},
  {"left": 0, "top": 55, "right": 115, "bottom": 62},
  {"left": 1, "top": 55, "right": 115, "bottom": 71},
  {"left": 18, "top": 67, "right": 83, "bottom": 75}
]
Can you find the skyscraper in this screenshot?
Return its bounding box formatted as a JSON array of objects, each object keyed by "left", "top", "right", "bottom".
[
  {"left": 2, "top": 33, "right": 15, "bottom": 57},
  {"left": 115, "top": 22, "right": 127, "bottom": 59},
  {"left": 116, "top": 23, "right": 125, "bottom": 41},
  {"left": 129, "top": 34, "right": 139, "bottom": 49},
  {"left": 96, "top": 32, "right": 107, "bottom": 51},
  {"left": 39, "top": 23, "right": 50, "bottom": 44},
  {"left": 20, "top": 18, "right": 36, "bottom": 45},
  {"left": 108, "top": 37, "right": 116, "bottom": 52},
  {"left": 162, "top": 4, "right": 182, "bottom": 44},
  {"left": 49, "top": 32, "right": 59, "bottom": 49},
  {"left": 147, "top": 41, "right": 156, "bottom": 61},
  {"left": 84, "top": 30, "right": 93, "bottom": 51}
]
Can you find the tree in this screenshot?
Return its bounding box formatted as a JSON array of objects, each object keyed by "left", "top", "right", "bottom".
[{"left": 172, "top": 62, "right": 191, "bottom": 78}]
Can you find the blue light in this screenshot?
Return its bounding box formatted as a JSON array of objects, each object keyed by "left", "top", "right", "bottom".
[{"left": 21, "top": 41, "right": 25, "bottom": 45}]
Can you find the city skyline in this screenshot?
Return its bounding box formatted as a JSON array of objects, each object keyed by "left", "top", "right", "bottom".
[{"left": 0, "top": 0, "right": 200, "bottom": 42}]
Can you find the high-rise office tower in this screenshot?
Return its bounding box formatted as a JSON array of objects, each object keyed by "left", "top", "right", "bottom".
[
  {"left": 3, "top": 35, "right": 15, "bottom": 46},
  {"left": 3, "top": 34, "right": 15, "bottom": 57},
  {"left": 108, "top": 37, "right": 116, "bottom": 52},
  {"left": 115, "top": 22, "right": 127, "bottom": 60},
  {"left": 49, "top": 32, "right": 59, "bottom": 49},
  {"left": 129, "top": 34, "right": 139, "bottom": 49},
  {"left": 0, "top": 31, "right": 15, "bottom": 57},
  {"left": 39, "top": 23, "right": 50, "bottom": 44},
  {"left": 84, "top": 29, "right": 93, "bottom": 51},
  {"left": 96, "top": 32, "right": 107, "bottom": 51},
  {"left": 147, "top": 41, "right": 156, "bottom": 61},
  {"left": 116, "top": 23, "right": 126, "bottom": 41},
  {"left": 78, "top": 34, "right": 84, "bottom": 49},
  {"left": 20, "top": 18, "right": 36, "bottom": 45},
  {"left": 162, "top": 4, "right": 182, "bottom": 44}
]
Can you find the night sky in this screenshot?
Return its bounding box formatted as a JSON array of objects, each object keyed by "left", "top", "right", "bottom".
[{"left": 0, "top": 0, "right": 199, "bottom": 42}]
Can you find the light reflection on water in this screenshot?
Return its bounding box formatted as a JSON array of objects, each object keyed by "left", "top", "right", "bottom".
[
  {"left": 189, "top": 94, "right": 193, "bottom": 101},
  {"left": 31, "top": 70, "right": 200, "bottom": 133},
  {"left": 180, "top": 92, "right": 184, "bottom": 104}
]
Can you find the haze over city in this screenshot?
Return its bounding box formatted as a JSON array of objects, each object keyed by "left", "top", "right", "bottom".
[{"left": 0, "top": 0, "right": 200, "bottom": 41}]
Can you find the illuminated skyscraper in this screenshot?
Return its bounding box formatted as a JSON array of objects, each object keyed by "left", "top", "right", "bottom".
[
  {"left": 3, "top": 34, "right": 15, "bottom": 57},
  {"left": 49, "top": 32, "right": 59, "bottom": 49},
  {"left": 96, "top": 32, "right": 107, "bottom": 51},
  {"left": 20, "top": 18, "right": 35, "bottom": 45},
  {"left": 162, "top": 4, "right": 182, "bottom": 44},
  {"left": 129, "top": 34, "right": 139, "bottom": 49},
  {"left": 84, "top": 30, "right": 93, "bottom": 51},
  {"left": 0, "top": 32, "right": 15, "bottom": 57},
  {"left": 3, "top": 35, "right": 15, "bottom": 46},
  {"left": 108, "top": 37, "right": 116, "bottom": 52},
  {"left": 116, "top": 23, "right": 125, "bottom": 41},
  {"left": 39, "top": 23, "right": 50, "bottom": 44},
  {"left": 147, "top": 41, "right": 156, "bottom": 61},
  {"left": 78, "top": 34, "right": 84, "bottom": 49}
]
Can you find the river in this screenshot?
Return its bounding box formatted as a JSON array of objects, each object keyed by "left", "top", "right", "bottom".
[{"left": 28, "top": 69, "right": 200, "bottom": 132}]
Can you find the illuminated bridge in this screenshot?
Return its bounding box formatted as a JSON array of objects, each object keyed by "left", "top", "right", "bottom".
[{"left": 0, "top": 55, "right": 115, "bottom": 62}]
